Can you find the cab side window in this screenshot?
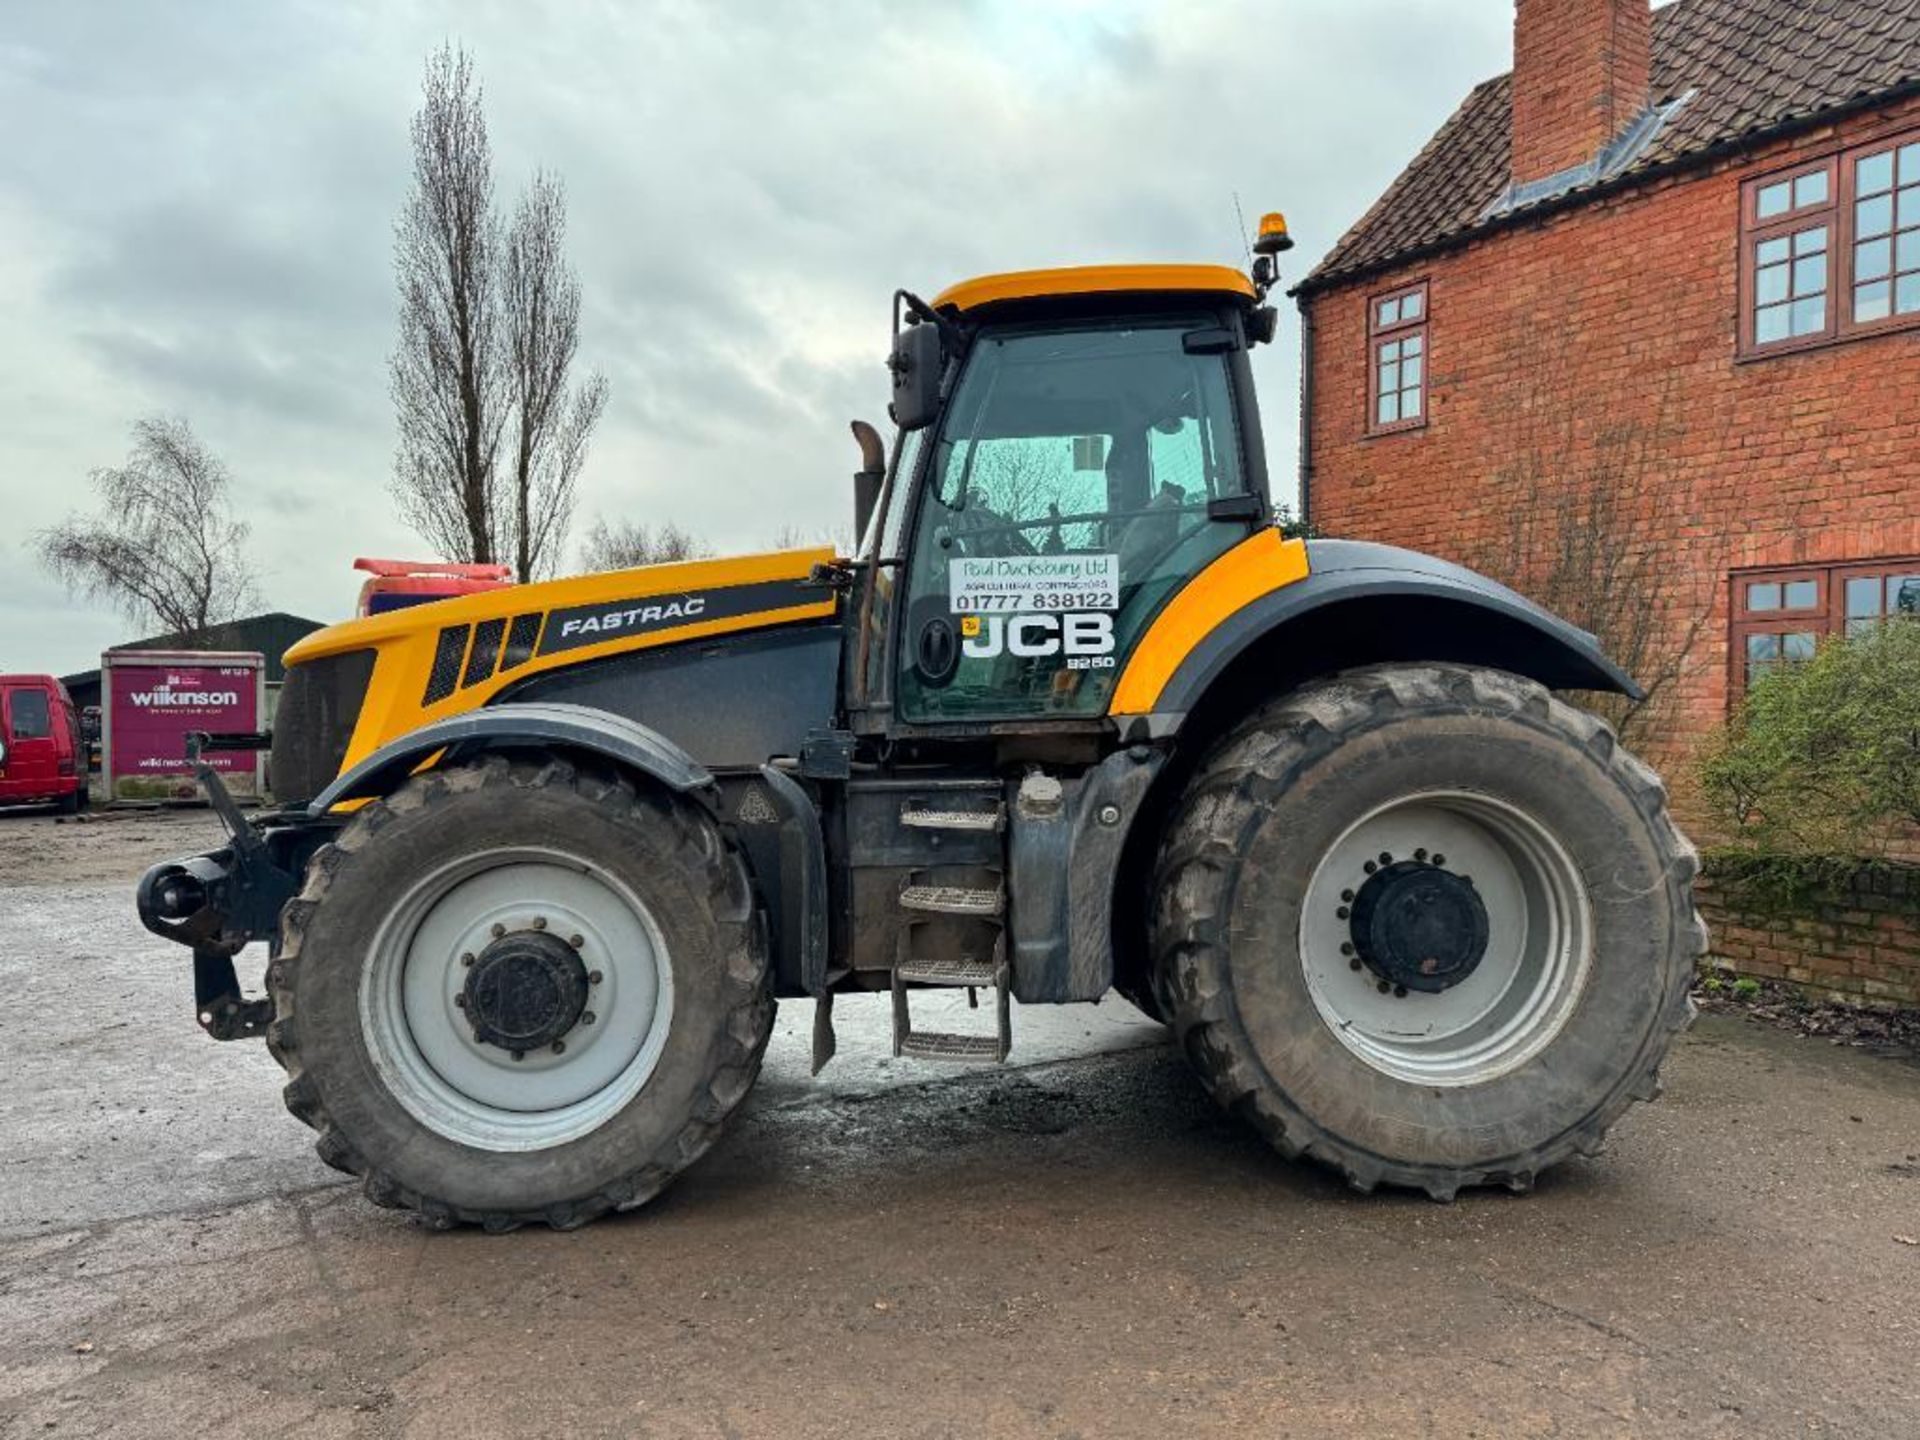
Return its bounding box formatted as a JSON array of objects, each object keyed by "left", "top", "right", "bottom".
[
  {"left": 9, "top": 688, "right": 51, "bottom": 740},
  {"left": 897, "top": 318, "right": 1249, "bottom": 722}
]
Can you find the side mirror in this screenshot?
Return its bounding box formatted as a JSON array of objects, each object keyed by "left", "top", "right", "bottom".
[
  {"left": 850, "top": 420, "right": 885, "bottom": 542},
  {"left": 0, "top": 738, "right": 8, "bottom": 767},
  {"left": 888, "top": 321, "right": 944, "bottom": 432}
]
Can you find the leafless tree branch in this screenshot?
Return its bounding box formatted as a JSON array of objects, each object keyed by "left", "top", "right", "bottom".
[
  {"left": 577, "top": 517, "right": 710, "bottom": 571},
  {"left": 389, "top": 49, "right": 606, "bottom": 578},
  {"left": 35, "top": 416, "right": 259, "bottom": 642},
  {"left": 390, "top": 43, "right": 507, "bottom": 565},
  {"left": 504, "top": 172, "right": 606, "bottom": 580},
  {"left": 1466, "top": 355, "right": 1729, "bottom": 743}
]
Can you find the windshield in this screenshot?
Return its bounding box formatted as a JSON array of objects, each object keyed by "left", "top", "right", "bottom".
[
  {"left": 895, "top": 316, "right": 1253, "bottom": 722},
  {"left": 927, "top": 319, "right": 1244, "bottom": 553}
]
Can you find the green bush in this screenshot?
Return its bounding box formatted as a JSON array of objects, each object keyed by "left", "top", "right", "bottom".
[
  {"left": 1274, "top": 503, "right": 1320, "bottom": 540},
  {"left": 1701, "top": 620, "right": 1920, "bottom": 858},
  {"left": 1699, "top": 846, "right": 1879, "bottom": 916}
]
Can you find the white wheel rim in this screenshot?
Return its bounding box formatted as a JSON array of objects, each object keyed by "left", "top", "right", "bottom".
[
  {"left": 1297, "top": 790, "right": 1593, "bottom": 1086},
  {"left": 359, "top": 847, "right": 674, "bottom": 1152}
]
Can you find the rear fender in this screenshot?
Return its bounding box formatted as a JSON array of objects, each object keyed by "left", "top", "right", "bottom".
[
  {"left": 1101, "top": 539, "right": 1642, "bottom": 1004},
  {"left": 1118, "top": 538, "right": 1640, "bottom": 734}
]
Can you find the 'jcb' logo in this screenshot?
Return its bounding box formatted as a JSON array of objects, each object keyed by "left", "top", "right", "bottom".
[{"left": 962, "top": 613, "right": 1113, "bottom": 660}]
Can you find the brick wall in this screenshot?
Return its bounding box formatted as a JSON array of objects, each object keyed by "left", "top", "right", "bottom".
[
  {"left": 1300, "top": 92, "right": 1920, "bottom": 830},
  {"left": 1698, "top": 864, "right": 1920, "bottom": 1008}
]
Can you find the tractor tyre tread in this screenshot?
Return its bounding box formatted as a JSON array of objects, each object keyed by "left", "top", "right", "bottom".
[
  {"left": 1151, "top": 662, "right": 1702, "bottom": 1201},
  {"left": 266, "top": 754, "right": 772, "bottom": 1232}
]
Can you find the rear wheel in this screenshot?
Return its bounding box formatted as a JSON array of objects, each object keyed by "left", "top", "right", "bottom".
[
  {"left": 1152, "top": 664, "right": 1702, "bottom": 1199},
  {"left": 268, "top": 754, "right": 772, "bottom": 1230}
]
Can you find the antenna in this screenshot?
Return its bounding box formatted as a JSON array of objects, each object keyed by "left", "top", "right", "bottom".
[{"left": 1232, "top": 191, "right": 1254, "bottom": 265}]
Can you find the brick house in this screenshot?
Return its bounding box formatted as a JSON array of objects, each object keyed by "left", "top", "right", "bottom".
[{"left": 1293, "top": 0, "right": 1920, "bottom": 814}]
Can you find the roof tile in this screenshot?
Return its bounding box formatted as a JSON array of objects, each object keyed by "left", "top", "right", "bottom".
[{"left": 1302, "top": 0, "right": 1920, "bottom": 291}]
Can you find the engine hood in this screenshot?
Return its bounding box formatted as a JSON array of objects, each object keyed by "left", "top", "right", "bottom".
[{"left": 281, "top": 547, "right": 838, "bottom": 782}]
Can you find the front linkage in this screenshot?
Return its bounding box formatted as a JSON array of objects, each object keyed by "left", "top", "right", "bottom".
[{"left": 135, "top": 734, "right": 333, "bottom": 1041}]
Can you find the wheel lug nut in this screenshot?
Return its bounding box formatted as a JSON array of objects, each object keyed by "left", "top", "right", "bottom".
[
  {"left": 455, "top": 994, "right": 468, "bottom": 1008},
  {"left": 1349, "top": 957, "right": 1363, "bottom": 972},
  {"left": 511, "top": 1050, "right": 526, "bottom": 1062},
  {"left": 581, "top": 1011, "right": 596, "bottom": 1026},
  {"left": 531, "top": 916, "right": 547, "bottom": 931},
  {"left": 569, "top": 934, "right": 585, "bottom": 949},
  {"left": 1340, "top": 942, "right": 1354, "bottom": 956},
  {"left": 588, "top": 970, "right": 604, "bottom": 985},
  {"left": 1340, "top": 889, "right": 1355, "bottom": 902},
  {"left": 1376, "top": 980, "right": 1391, "bottom": 994},
  {"left": 1379, "top": 852, "right": 1393, "bottom": 865},
  {"left": 461, "top": 952, "right": 475, "bottom": 967},
  {"left": 1415, "top": 848, "right": 1428, "bottom": 862},
  {"left": 1432, "top": 853, "right": 1446, "bottom": 867},
  {"left": 1363, "top": 861, "right": 1377, "bottom": 875},
  {"left": 491, "top": 923, "right": 506, "bottom": 938},
  {"left": 1337, "top": 906, "right": 1350, "bottom": 920},
  {"left": 1393, "top": 985, "right": 1408, "bottom": 999},
  {"left": 551, "top": 1040, "right": 566, "bottom": 1054}
]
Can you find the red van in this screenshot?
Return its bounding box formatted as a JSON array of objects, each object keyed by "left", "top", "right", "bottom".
[{"left": 0, "top": 675, "right": 89, "bottom": 812}]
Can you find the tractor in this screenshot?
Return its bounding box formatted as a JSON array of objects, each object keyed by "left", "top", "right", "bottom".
[{"left": 138, "top": 216, "right": 1702, "bottom": 1230}]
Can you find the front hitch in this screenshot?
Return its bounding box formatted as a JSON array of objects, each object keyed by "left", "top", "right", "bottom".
[{"left": 135, "top": 758, "right": 306, "bottom": 1041}]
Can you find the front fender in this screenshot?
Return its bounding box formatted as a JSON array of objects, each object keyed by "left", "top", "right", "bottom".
[
  {"left": 306, "top": 702, "right": 713, "bottom": 814},
  {"left": 1117, "top": 537, "right": 1640, "bottom": 728}
]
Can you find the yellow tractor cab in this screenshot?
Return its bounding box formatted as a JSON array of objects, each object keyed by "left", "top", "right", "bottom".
[{"left": 138, "top": 229, "right": 1699, "bottom": 1232}]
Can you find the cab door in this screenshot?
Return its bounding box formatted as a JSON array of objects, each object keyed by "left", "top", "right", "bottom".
[
  {"left": 0, "top": 683, "right": 58, "bottom": 802},
  {"left": 892, "top": 313, "right": 1260, "bottom": 725}
]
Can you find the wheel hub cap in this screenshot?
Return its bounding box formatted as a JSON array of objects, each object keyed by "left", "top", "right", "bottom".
[
  {"left": 461, "top": 930, "right": 590, "bottom": 1052},
  {"left": 1348, "top": 859, "right": 1490, "bottom": 994}
]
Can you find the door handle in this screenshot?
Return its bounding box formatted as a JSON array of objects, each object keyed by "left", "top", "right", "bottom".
[{"left": 916, "top": 616, "right": 960, "bottom": 686}]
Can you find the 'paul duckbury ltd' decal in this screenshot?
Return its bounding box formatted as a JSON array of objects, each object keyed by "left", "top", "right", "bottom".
[{"left": 952, "top": 554, "right": 1119, "bottom": 669}]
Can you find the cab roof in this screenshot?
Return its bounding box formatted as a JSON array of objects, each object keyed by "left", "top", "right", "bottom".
[{"left": 931, "top": 264, "right": 1257, "bottom": 316}]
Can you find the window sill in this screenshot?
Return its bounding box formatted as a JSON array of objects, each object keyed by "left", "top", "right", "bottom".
[
  {"left": 1363, "top": 418, "right": 1429, "bottom": 440},
  {"left": 1738, "top": 311, "right": 1920, "bottom": 363}
]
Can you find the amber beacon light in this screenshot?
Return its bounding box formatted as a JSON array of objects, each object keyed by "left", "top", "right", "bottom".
[{"left": 1254, "top": 211, "right": 1294, "bottom": 255}]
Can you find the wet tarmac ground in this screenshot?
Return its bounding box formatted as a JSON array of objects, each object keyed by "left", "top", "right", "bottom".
[{"left": 2, "top": 810, "right": 1918, "bottom": 1437}]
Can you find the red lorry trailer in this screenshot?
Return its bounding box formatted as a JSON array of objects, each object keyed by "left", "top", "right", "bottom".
[{"left": 100, "top": 651, "right": 265, "bottom": 802}]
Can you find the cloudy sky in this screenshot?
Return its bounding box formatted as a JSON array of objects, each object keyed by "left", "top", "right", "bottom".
[{"left": 1, "top": 0, "right": 1519, "bottom": 677}]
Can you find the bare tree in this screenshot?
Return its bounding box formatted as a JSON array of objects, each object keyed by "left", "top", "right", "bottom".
[
  {"left": 1466, "top": 359, "right": 1727, "bottom": 741},
  {"left": 578, "top": 517, "right": 710, "bottom": 571},
  {"left": 770, "top": 522, "right": 857, "bottom": 553},
  {"left": 503, "top": 173, "right": 608, "bottom": 581},
  {"left": 390, "top": 44, "right": 504, "bottom": 564},
  {"left": 391, "top": 44, "right": 603, "bottom": 574},
  {"left": 36, "top": 416, "right": 259, "bottom": 642}
]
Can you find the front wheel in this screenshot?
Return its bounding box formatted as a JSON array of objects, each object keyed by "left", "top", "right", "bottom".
[
  {"left": 267, "top": 755, "right": 772, "bottom": 1230},
  {"left": 1152, "top": 664, "right": 1703, "bottom": 1199}
]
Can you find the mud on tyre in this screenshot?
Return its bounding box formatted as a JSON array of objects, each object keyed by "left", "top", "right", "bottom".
[
  {"left": 267, "top": 754, "right": 772, "bottom": 1231},
  {"left": 1151, "top": 663, "right": 1704, "bottom": 1199}
]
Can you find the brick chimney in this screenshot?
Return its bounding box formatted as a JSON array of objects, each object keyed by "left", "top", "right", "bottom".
[{"left": 1511, "top": 0, "right": 1652, "bottom": 185}]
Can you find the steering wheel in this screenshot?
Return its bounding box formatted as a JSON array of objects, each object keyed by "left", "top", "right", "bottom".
[{"left": 942, "top": 499, "right": 1211, "bottom": 557}]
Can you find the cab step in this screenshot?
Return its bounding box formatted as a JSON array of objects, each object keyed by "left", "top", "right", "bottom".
[
  {"left": 899, "top": 803, "right": 1005, "bottom": 833},
  {"left": 900, "top": 1031, "right": 1004, "bottom": 1062},
  {"left": 891, "top": 953, "right": 1011, "bottom": 1064},
  {"left": 896, "top": 957, "right": 998, "bottom": 986},
  {"left": 899, "top": 882, "right": 1003, "bottom": 917}
]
